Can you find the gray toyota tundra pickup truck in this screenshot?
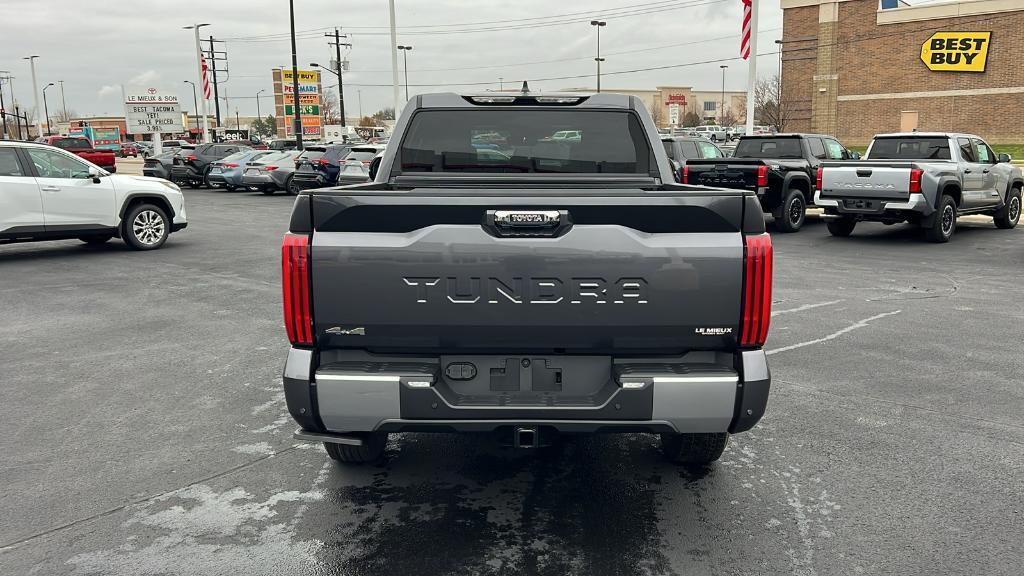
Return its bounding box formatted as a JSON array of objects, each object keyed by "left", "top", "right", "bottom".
[
  {"left": 816, "top": 133, "right": 1022, "bottom": 242},
  {"left": 281, "top": 91, "right": 773, "bottom": 466}
]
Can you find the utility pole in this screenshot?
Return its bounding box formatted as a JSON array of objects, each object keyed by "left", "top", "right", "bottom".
[
  {"left": 358, "top": 89, "right": 362, "bottom": 119},
  {"left": 23, "top": 55, "right": 42, "bottom": 138},
  {"left": 256, "top": 89, "right": 264, "bottom": 120},
  {"left": 590, "top": 21, "right": 606, "bottom": 92},
  {"left": 326, "top": 29, "right": 350, "bottom": 127},
  {"left": 0, "top": 72, "right": 9, "bottom": 139},
  {"left": 288, "top": 0, "right": 303, "bottom": 148},
  {"left": 184, "top": 24, "right": 211, "bottom": 143},
  {"left": 59, "top": 80, "right": 67, "bottom": 120},
  {"left": 42, "top": 82, "right": 54, "bottom": 135},
  {"left": 745, "top": 0, "right": 759, "bottom": 134}
]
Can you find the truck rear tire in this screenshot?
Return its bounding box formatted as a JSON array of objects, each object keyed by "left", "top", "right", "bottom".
[
  {"left": 660, "top": 432, "right": 728, "bottom": 465},
  {"left": 925, "top": 194, "right": 957, "bottom": 243},
  {"left": 324, "top": 432, "right": 388, "bottom": 464},
  {"left": 994, "top": 188, "right": 1021, "bottom": 229},
  {"left": 826, "top": 217, "right": 856, "bottom": 237},
  {"left": 775, "top": 189, "right": 806, "bottom": 233}
]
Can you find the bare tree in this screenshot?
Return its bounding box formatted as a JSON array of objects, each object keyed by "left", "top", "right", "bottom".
[
  {"left": 52, "top": 109, "right": 77, "bottom": 123},
  {"left": 719, "top": 108, "right": 739, "bottom": 128},
  {"left": 320, "top": 93, "right": 342, "bottom": 125},
  {"left": 649, "top": 103, "right": 664, "bottom": 127},
  {"left": 754, "top": 74, "right": 790, "bottom": 132}
]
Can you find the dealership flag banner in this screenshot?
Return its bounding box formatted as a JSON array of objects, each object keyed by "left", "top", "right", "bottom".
[
  {"left": 201, "top": 55, "right": 212, "bottom": 99},
  {"left": 741, "top": 0, "right": 752, "bottom": 59}
]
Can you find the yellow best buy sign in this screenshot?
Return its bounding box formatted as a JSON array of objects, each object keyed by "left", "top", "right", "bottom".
[{"left": 921, "top": 32, "right": 991, "bottom": 72}]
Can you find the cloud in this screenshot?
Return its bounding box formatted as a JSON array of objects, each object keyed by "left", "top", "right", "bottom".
[
  {"left": 97, "top": 85, "right": 120, "bottom": 98},
  {"left": 128, "top": 70, "right": 161, "bottom": 87}
]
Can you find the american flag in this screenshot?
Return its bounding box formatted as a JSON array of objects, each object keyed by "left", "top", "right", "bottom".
[
  {"left": 741, "top": 0, "right": 752, "bottom": 60},
  {"left": 201, "top": 54, "right": 212, "bottom": 99}
]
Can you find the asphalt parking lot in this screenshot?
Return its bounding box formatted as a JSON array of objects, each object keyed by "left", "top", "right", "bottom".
[{"left": 2, "top": 172, "right": 1023, "bottom": 575}]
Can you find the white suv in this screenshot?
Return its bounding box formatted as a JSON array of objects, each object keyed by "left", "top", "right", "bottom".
[
  {"left": 692, "top": 125, "right": 728, "bottom": 142},
  {"left": 0, "top": 141, "right": 187, "bottom": 250}
]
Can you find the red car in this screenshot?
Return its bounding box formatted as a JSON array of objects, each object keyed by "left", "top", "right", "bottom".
[
  {"left": 119, "top": 142, "right": 139, "bottom": 158},
  {"left": 40, "top": 136, "right": 117, "bottom": 172}
]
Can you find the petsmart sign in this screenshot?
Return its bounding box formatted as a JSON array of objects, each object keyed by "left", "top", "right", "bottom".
[{"left": 920, "top": 32, "right": 991, "bottom": 72}]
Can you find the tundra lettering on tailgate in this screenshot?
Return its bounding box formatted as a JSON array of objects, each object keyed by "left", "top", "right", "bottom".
[{"left": 402, "top": 277, "right": 649, "bottom": 304}]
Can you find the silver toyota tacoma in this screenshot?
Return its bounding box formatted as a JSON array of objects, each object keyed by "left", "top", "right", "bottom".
[
  {"left": 280, "top": 91, "right": 773, "bottom": 467},
  {"left": 816, "top": 132, "right": 1022, "bottom": 242}
]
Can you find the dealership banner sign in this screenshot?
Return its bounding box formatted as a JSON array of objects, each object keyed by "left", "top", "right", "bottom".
[{"left": 920, "top": 32, "right": 991, "bottom": 73}]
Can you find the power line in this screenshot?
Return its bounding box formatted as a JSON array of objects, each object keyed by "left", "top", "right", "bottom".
[{"left": 224, "top": 0, "right": 728, "bottom": 41}]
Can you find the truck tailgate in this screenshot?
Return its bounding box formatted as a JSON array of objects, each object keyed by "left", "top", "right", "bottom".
[
  {"left": 820, "top": 162, "right": 915, "bottom": 200},
  {"left": 686, "top": 159, "right": 763, "bottom": 191},
  {"left": 308, "top": 189, "right": 747, "bottom": 353}
]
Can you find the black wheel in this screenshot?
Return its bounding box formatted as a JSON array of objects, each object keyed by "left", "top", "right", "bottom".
[
  {"left": 826, "top": 217, "right": 856, "bottom": 237},
  {"left": 187, "top": 179, "right": 200, "bottom": 189},
  {"left": 224, "top": 184, "right": 238, "bottom": 192},
  {"left": 122, "top": 203, "right": 169, "bottom": 250},
  {"left": 324, "top": 433, "right": 387, "bottom": 464},
  {"left": 202, "top": 167, "right": 214, "bottom": 188},
  {"left": 775, "top": 189, "right": 806, "bottom": 233},
  {"left": 79, "top": 235, "right": 113, "bottom": 245},
  {"left": 286, "top": 175, "right": 300, "bottom": 195},
  {"left": 660, "top": 432, "right": 728, "bottom": 465},
  {"left": 925, "top": 194, "right": 957, "bottom": 243},
  {"left": 260, "top": 187, "right": 276, "bottom": 195},
  {"left": 994, "top": 187, "right": 1021, "bottom": 229}
]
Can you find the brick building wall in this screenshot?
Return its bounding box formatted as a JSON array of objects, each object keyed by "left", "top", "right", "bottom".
[{"left": 781, "top": 0, "right": 1024, "bottom": 145}]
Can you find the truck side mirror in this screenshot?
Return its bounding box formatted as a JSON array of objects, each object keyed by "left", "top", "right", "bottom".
[
  {"left": 368, "top": 156, "right": 383, "bottom": 181},
  {"left": 997, "top": 153, "right": 1012, "bottom": 163}
]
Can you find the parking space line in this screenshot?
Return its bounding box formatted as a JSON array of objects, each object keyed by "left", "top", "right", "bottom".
[
  {"left": 771, "top": 300, "right": 843, "bottom": 317},
  {"left": 766, "top": 310, "right": 902, "bottom": 356}
]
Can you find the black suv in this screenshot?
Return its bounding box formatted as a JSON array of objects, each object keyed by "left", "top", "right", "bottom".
[
  {"left": 170, "top": 143, "right": 251, "bottom": 188},
  {"left": 684, "top": 133, "right": 858, "bottom": 232},
  {"left": 661, "top": 136, "right": 726, "bottom": 182},
  {"left": 290, "top": 144, "right": 354, "bottom": 192}
]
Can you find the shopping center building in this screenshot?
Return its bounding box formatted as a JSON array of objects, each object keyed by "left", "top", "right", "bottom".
[
  {"left": 780, "top": 0, "right": 1024, "bottom": 144},
  {"left": 562, "top": 86, "right": 748, "bottom": 128}
]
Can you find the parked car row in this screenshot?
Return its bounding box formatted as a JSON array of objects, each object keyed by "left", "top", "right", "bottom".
[{"left": 678, "top": 131, "right": 1021, "bottom": 241}]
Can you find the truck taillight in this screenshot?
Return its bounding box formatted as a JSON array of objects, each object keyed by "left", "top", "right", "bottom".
[
  {"left": 816, "top": 166, "right": 823, "bottom": 191},
  {"left": 317, "top": 158, "right": 330, "bottom": 166},
  {"left": 909, "top": 168, "right": 923, "bottom": 194},
  {"left": 681, "top": 165, "right": 689, "bottom": 184},
  {"left": 282, "top": 233, "right": 312, "bottom": 346},
  {"left": 757, "top": 165, "right": 769, "bottom": 187},
  {"left": 740, "top": 234, "right": 773, "bottom": 348}
]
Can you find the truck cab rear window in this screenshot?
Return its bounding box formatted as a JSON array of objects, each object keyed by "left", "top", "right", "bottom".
[
  {"left": 869, "top": 138, "right": 951, "bottom": 160},
  {"left": 734, "top": 138, "right": 803, "bottom": 159},
  {"left": 53, "top": 138, "right": 91, "bottom": 150},
  {"left": 398, "top": 110, "right": 651, "bottom": 174}
]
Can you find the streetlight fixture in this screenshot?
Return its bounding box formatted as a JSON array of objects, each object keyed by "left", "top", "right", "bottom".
[
  {"left": 256, "top": 89, "right": 265, "bottom": 121},
  {"left": 397, "top": 45, "right": 413, "bottom": 103},
  {"left": 183, "top": 80, "right": 198, "bottom": 132},
  {"left": 183, "top": 24, "right": 211, "bottom": 144},
  {"left": 42, "top": 82, "right": 54, "bottom": 135},
  {"left": 22, "top": 55, "right": 42, "bottom": 137},
  {"left": 590, "top": 20, "right": 606, "bottom": 92},
  {"left": 719, "top": 65, "right": 728, "bottom": 126}
]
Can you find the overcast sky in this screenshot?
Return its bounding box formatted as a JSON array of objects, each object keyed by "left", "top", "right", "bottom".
[{"left": 0, "top": 0, "right": 783, "bottom": 119}]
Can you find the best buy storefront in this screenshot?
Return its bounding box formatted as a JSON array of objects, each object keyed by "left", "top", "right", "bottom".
[{"left": 780, "top": 0, "right": 1024, "bottom": 145}]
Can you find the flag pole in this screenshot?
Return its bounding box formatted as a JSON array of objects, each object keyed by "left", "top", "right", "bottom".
[{"left": 745, "top": 0, "right": 758, "bottom": 134}]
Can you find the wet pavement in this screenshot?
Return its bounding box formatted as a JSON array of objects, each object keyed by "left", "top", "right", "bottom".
[{"left": 1, "top": 188, "right": 1022, "bottom": 575}]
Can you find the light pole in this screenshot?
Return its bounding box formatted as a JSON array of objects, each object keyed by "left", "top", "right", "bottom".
[
  {"left": 0, "top": 71, "right": 9, "bottom": 139},
  {"left": 183, "top": 24, "right": 211, "bottom": 144},
  {"left": 397, "top": 45, "right": 412, "bottom": 103},
  {"left": 42, "top": 82, "right": 54, "bottom": 135},
  {"left": 58, "top": 80, "right": 67, "bottom": 121},
  {"left": 590, "top": 20, "right": 606, "bottom": 92},
  {"left": 499, "top": 77, "right": 503, "bottom": 91},
  {"left": 256, "top": 89, "right": 265, "bottom": 121},
  {"left": 774, "top": 39, "right": 785, "bottom": 117},
  {"left": 23, "top": 55, "right": 42, "bottom": 138},
  {"left": 287, "top": 0, "right": 303, "bottom": 148},
  {"left": 719, "top": 65, "right": 728, "bottom": 125},
  {"left": 358, "top": 89, "right": 363, "bottom": 119},
  {"left": 183, "top": 80, "right": 198, "bottom": 132}
]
